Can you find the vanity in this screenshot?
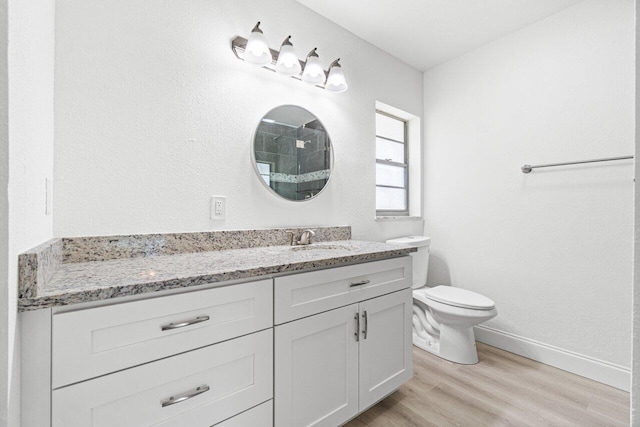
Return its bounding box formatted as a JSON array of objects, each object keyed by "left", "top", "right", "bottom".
[{"left": 19, "top": 226, "right": 415, "bottom": 427}]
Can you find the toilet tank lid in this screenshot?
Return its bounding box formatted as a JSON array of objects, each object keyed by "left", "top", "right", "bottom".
[
  {"left": 423, "top": 286, "right": 495, "bottom": 310},
  {"left": 385, "top": 236, "right": 431, "bottom": 248}
]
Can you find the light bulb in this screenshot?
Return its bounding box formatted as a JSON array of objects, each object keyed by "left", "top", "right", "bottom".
[
  {"left": 301, "top": 48, "right": 326, "bottom": 85},
  {"left": 325, "top": 59, "right": 348, "bottom": 93},
  {"left": 244, "top": 22, "right": 272, "bottom": 66},
  {"left": 276, "top": 36, "right": 301, "bottom": 76}
]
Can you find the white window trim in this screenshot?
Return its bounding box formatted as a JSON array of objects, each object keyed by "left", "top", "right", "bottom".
[
  {"left": 375, "top": 110, "right": 409, "bottom": 216},
  {"left": 375, "top": 101, "right": 422, "bottom": 219}
]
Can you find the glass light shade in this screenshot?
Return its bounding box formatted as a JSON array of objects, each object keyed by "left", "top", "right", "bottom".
[
  {"left": 325, "top": 66, "right": 348, "bottom": 93},
  {"left": 276, "top": 45, "right": 301, "bottom": 75},
  {"left": 244, "top": 31, "right": 271, "bottom": 66},
  {"left": 302, "top": 56, "right": 326, "bottom": 85}
]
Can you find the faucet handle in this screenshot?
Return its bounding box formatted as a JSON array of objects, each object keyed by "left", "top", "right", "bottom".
[{"left": 285, "top": 230, "right": 296, "bottom": 246}]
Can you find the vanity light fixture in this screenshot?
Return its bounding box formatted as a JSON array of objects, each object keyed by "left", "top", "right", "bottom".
[
  {"left": 275, "top": 36, "right": 302, "bottom": 76},
  {"left": 243, "top": 22, "right": 271, "bottom": 66},
  {"left": 231, "top": 23, "right": 348, "bottom": 93},
  {"left": 325, "top": 59, "right": 348, "bottom": 93},
  {"left": 301, "top": 48, "right": 326, "bottom": 85}
]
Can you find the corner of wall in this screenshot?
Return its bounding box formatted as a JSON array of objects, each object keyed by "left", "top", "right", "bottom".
[{"left": 631, "top": 0, "right": 640, "bottom": 421}]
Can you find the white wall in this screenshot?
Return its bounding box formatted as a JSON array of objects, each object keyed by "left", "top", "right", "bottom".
[
  {"left": 0, "top": 0, "right": 8, "bottom": 424},
  {"left": 53, "top": 0, "right": 424, "bottom": 241},
  {"left": 424, "top": 0, "right": 634, "bottom": 376},
  {"left": 632, "top": 0, "right": 639, "bottom": 420},
  {"left": 4, "top": 0, "right": 56, "bottom": 425}
]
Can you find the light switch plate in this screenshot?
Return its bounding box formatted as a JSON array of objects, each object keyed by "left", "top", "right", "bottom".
[{"left": 210, "top": 196, "right": 226, "bottom": 221}]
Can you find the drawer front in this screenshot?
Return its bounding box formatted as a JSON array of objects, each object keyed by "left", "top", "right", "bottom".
[
  {"left": 215, "top": 400, "right": 273, "bottom": 427},
  {"left": 274, "top": 257, "right": 411, "bottom": 324},
  {"left": 52, "top": 279, "right": 273, "bottom": 388},
  {"left": 52, "top": 329, "right": 273, "bottom": 427}
]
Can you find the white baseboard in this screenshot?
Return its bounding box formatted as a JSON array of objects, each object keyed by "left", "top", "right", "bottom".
[{"left": 474, "top": 325, "right": 630, "bottom": 392}]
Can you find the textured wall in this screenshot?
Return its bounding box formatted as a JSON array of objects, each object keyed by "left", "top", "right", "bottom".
[
  {"left": 53, "top": 0, "right": 424, "bottom": 241},
  {"left": 0, "top": 0, "right": 8, "bottom": 424},
  {"left": 424, "top": 0, "right": 634, "bottom": 368},
  {"left": 5, "top": 0, "right": 56, "bottom": 425},
  {"left": 633, "top": 0, "right": 639, "bottom": 420}
]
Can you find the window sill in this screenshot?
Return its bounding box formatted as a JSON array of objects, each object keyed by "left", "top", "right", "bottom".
[{"left": 375, "top": 216, "right": 423, "bottom": 221}]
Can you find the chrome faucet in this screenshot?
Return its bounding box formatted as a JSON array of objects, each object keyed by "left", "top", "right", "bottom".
[
  {"left": 285, "top": 229, "right": 316, "bottom": 246},
  {"left": 298, "top": 229, "right": 315, "bottom": 245}
]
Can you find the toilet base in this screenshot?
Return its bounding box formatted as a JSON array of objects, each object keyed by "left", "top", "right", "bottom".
[
  {"left": 413, "top": 332, "right": 440, "bottom": 355},
  {"left": 413, "top": 324, "right": 479, "bottom": 365}
]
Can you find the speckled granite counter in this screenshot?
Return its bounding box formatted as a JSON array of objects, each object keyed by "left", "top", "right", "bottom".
[{"left": 18, "top": 227, "right": 415, "bottom": 311}]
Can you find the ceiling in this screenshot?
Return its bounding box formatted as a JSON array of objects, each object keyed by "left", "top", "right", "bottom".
[{"left": 295, "top": 0, "right": 586, "bottom": 71}]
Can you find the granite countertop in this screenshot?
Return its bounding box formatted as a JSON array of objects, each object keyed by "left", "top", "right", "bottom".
[{"left": 18, "top": 227, "right": 415, "bottom": 311}]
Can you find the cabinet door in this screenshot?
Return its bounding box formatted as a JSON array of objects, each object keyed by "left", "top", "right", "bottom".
[
  {"left": 358, "top": 288, "right": 413, "bottom": 411},
  {"left": 275, "top": 304, "right": 359, "bottom": 427}
]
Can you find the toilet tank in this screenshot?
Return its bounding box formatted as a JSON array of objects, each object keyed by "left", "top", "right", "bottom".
[{"left": 385, "top": 236, "right": 431, "bottom": 289}]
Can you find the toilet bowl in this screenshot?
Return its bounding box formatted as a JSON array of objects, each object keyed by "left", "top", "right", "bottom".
[
  {"left": 385, "top": 236, "right": 497, "bottom": 365},
  {"left": 412, "top": 286, "right": 496, "bottom": 364}
]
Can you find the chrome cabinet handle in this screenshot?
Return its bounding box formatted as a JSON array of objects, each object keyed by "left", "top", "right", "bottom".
[
  {"left": 161, "top": 385, "right": 210, "bottom": 408},
  {"left": 354, "top": 313, "right": 360, "bottom": 342},
  {"left": 362, "top": 311, "right": 368, "bottom": 339},
  {"left": 350, "top": 279, "right": 370, "bottom": 287},
  {"left": 161, "top": 315, "right": 210, "bottom": 331}
]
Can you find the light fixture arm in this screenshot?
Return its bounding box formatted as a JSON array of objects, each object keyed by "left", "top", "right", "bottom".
[
  {"left": 306, "top": 48, "right": 319, "bottom": 60},
  {"left": 329, "top": 58, "right": 341, "bottom": 69},
  {"left": 280, "top": 35, "right": 293, "bottom": 48},
  {"left": 251, "top": 21, "right": 263, "bottom": 33}
]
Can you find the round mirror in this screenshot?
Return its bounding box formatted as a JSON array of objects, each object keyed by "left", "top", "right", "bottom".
[{"left": 253, "top": 105, "right": 332, "bottom": 201}]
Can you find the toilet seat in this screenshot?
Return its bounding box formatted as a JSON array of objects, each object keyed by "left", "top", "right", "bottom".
[{"left": 419, "top": 286, "right": 495, "bottom": 310}]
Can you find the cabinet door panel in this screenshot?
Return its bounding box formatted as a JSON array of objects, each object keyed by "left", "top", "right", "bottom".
[
  {"left": 358, "top": 289, "right": 413, "bottom": 410},
  {"left": 214, "top": 400, "right": 272, "bottom": 427},
  {"left": 275, "top": 305, "right": 359, "bottom": 427},
  {"left": 52, "top": 330, "right": 272, "bottom": 427}
]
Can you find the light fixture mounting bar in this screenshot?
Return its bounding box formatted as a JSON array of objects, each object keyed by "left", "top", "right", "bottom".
[{"left": 231, "top": 36, "right": 329, "bottom": 89}]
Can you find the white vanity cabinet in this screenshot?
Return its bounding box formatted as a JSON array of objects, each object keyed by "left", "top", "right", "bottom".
[
  {"left": 273, "top": 257, "right": 413, "bottom": 427},
  {"left": 21, "top": 255, "right": 413, "bottom": 427}
]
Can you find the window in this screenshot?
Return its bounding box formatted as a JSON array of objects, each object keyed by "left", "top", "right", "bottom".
[
  {"left": 376, "top": 111, "right": 408, "bottom": 215},
  {"left": 256, "top": 162, "right": 271, "bottom": 186}
]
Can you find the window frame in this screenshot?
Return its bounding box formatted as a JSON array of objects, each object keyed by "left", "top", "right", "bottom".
[{"left": 375, "top": 110, "right": 409, "bottom": 216}]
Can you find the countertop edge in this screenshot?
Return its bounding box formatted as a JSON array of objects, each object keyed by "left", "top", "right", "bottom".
[{"left": 18, "top": 248, "right": 415, "bottom": 312}]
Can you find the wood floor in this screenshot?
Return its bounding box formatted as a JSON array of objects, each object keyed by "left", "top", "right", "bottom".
[{"left": 345, "top": 342, "right": 629, "bottom": 427}]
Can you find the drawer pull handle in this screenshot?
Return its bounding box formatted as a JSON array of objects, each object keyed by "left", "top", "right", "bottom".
[
  {"left": 161, "top": 315, "right": 210, "bottom": 331},
  {"left": 350, "top": 279, "right": 370, "bottom": 287},
  {"left": 161, "top": 385, "right": 210, "bottom": 408}
]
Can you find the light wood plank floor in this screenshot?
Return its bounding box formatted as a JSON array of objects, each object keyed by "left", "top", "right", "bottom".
[{"left": 346, "top": 342, "right": 629, "bottom": 427}]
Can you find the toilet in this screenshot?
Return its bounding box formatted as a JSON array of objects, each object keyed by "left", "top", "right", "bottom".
[{"left": 385, "top": 236, "right": 497, "bottom": 364}]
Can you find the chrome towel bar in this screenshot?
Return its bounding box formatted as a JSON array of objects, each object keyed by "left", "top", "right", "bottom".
[{"left": 521, "top": 155, "right": 634, "bottom": 174}]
